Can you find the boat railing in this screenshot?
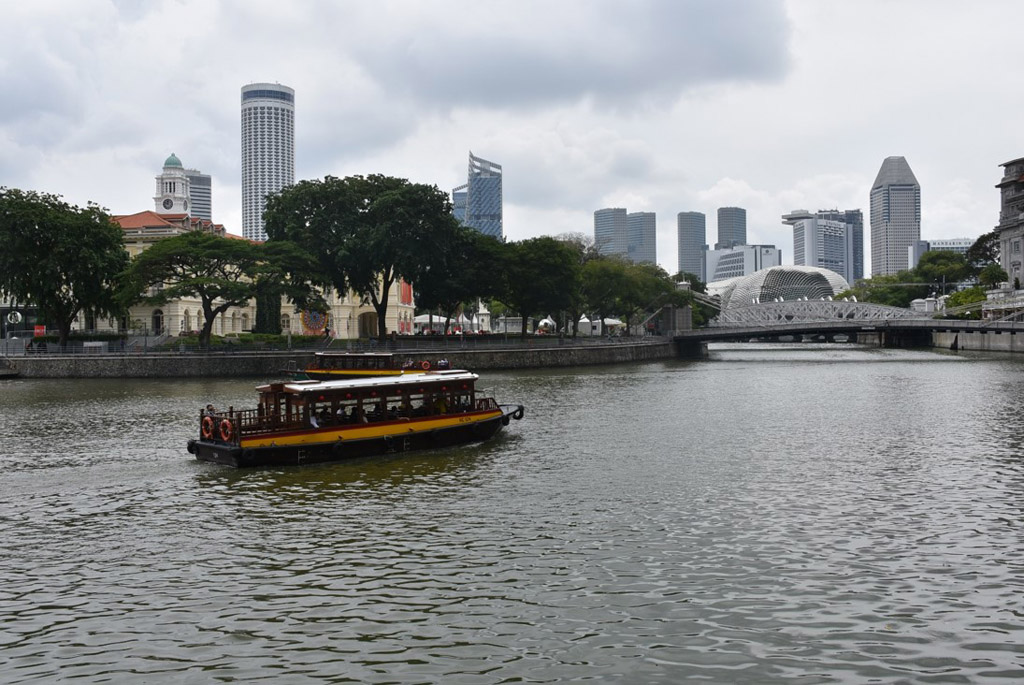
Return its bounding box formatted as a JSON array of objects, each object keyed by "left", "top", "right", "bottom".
[{"left": 475, "top": 397, "right": 499, "bottom": 411}]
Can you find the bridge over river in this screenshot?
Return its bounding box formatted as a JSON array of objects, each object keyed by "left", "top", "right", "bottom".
[{"left": 673, "top": 300, "right": 1024, "bottom": 356}]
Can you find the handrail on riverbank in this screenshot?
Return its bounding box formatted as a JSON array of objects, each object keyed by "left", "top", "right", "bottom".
[{"left": 0, "top": 334, "right": 665, "bottom": 358}]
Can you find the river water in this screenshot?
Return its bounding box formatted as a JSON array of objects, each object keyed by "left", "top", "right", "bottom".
[{"left": 1, "top": 343, "right": 1023, "bottom": 684}]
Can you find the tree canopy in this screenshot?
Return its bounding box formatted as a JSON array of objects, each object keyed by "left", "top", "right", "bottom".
[
  {"left": 0, "top": 187, "right": 129, "bottom": 346},
  {"left": 495, "top": 236, "right": 579, "bottom": 337},
  {"left": 124, "top": 231, "right": 265, "bottom": 347},
  {"left": 264, "top": 174, "right": 461, "bottom": 340}
]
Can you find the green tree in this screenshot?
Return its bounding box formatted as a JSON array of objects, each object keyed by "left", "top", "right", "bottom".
[
  {"left": 125, "top": 231, "right": 264, "bottom": 347},
  {"left": 496, "top": 236, "right": 579, "bottom": 337},
  {"left": 672, "top": 271, "right": 707, "bottom": 294},
  {"left": 978, "top": 262, "right": 1009, "bottom": 289},
  {"left": 913, "top": 251, "right": 971, "bottom": 293},
  {"left": 414, "top": 227, "right": 503, "bottom": 332},
  {"left": 263, "top": 175, "right": 461, "bottom": 341},
  {"left": 556, "top": 232, "right": 601, "bottom": 336},
  {"left": 617, "top": 262, "right": 679, "bottom": 335},
  {"left": 582, "top": 257, "right": 631, "bottom": 336},
  {"left": 0, "top": 188, "right": 129, "bottom": 347},
  {"left": 943, "top": 285, "right": 986, "bottom": 319},
  {"left": 838, "top": 272, "right": 929, "bottom": 308},
  {"left": 966, "top": 230, "right": 1000, "bottom": 269}
]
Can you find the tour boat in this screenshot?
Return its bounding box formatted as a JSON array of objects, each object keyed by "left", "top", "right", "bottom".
[
  {"left": 287, "top": 352, "right": 450, "bottom": 380},
  {"left": 187, "top": 370, "right": 524, "bottom": 467}
]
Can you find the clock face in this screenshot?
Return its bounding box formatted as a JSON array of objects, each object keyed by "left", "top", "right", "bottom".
[
  {"left": 162, "top": 198, "right": 173, "bottom": 210},
  {"left": 183, "top": 200, "right": 188, "bottom": 211}
]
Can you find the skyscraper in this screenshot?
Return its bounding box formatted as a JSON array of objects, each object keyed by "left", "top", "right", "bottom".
[
  {"left": 782, "top": 209, "right": 862, "bottom": 284},
  {"left": 870, "top": 156, "right": 920, "bottom": 276},
  {"left": 716, "top": 207, "right": 747, "bottom": 249},
  {"left": 594, "top": 208, "right": 628, "bottom": 257},
  {"left": 241, "top": 82, "right": 295, "bottom": 242},
  {"left": 453, "top": 152, "right": 503, "bottom": 239},
  {"left": 677, "top": 211, "right": 707, "bottom": 281},
  {"left": 185, "top": 168, "right": 212, "bottom": 221},
  {"left": 626, "top": 212, "right": 657, "bottom": 264}
]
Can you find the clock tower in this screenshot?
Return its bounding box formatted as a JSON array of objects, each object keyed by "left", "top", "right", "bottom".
[{"left": 154, "top": 153, "right": 191, "bottom": 215}]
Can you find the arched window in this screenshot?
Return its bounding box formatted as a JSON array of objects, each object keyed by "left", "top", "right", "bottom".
[
  {"left": 183, "top": 309, "right": 192, "bottom": 332},
  {"left": 281, "top": 314, "right": 291, "bottom": 331}
]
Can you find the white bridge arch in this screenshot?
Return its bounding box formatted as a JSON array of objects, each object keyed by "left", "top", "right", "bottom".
[{"left": 710, "top": 300, "right": 922, "bottom": 327}]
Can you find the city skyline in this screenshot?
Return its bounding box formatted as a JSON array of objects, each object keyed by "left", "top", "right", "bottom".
[{"left": 4, "top": 1, "right": 1024, "bottom": 275}]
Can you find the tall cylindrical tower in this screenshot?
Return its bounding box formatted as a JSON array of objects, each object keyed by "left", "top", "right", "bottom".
[{"left": 241, "top": 83, "right": 295, "bottom": 241}]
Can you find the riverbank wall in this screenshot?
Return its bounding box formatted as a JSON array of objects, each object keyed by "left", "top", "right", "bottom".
[{"left": 4, "top": 341, "right": 675, "bottom": 378}]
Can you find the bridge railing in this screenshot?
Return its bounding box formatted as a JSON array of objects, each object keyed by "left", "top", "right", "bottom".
[{"left": 709, "top": 300, "right": 923, "bottom": 327}]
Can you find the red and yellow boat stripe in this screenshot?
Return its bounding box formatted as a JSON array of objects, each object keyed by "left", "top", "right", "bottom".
[{"left": 239, "top": 409, "right": 501, "bottom": 449}]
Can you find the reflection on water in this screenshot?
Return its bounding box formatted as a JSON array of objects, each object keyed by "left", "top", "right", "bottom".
[{"left": 2, "top": 345, "right": 1024, "bottom": 683}]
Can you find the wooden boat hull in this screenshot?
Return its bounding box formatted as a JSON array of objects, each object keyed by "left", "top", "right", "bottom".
[{"left": 187, "top": 405, "right": 522, "bottom": 468}]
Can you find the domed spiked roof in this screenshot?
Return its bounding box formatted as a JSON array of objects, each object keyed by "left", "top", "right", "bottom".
[{"left": 163, "top": 153, "right": 182, "bottom": 168}]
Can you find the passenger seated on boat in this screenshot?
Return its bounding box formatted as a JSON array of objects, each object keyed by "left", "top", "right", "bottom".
[
  {"left": 310, "top": 413, "right": 319, "bottom": 428},
  {"left": 318, "top": 408, "right": 332, "bottom": 426},
  {"left": 204, "top": 404, "right": 216, "bottom": 416}
]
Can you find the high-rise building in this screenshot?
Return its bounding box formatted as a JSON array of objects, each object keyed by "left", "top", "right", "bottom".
[
  {"left": 626, "top": 212, "right": 657, "bottom": 264},
  {"left": 453, "top": 152, "right": 503, "bottom": 239},
  {"left": 818, "top": 209, "right": 863, "bottom": 281},
  {"left": 241, "top": 82, "right": 295, "bottom": 242},
  {"left": 594, "top": 208, "right": 628, "bottom": 257},
  {"left": 716, "top": 207, "right": 747, "bottom": 249},
  {"left": 677, "top": 211, "right": 707, "bottom": 281},
  {"left": 706, "top": 244, "right": 781, "bottom": 282},
  {"left": 185, "top": 169, "right": 212, "bottom": 221},
  {"left": 154, "top": 153, "right": 190, "bottom": 215},
  {"left": 870, "top": 156, "right": 920, "bottom": 276},
  {"left": 782, "top": 208, "right": 862, "bottom": 284}
]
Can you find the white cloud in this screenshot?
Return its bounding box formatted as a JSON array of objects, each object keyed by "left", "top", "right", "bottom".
[{"left": 2, "top": 0, "right": 1023, "bottom": 277}]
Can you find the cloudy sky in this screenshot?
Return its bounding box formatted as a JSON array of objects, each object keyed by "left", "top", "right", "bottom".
[{"left": 3, "top": 0, "right": 1022, "bottom": 275}]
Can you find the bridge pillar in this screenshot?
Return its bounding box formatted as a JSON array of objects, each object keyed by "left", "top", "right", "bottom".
[{"left": 675, "top": 339, "right": 708, "bottom": 360}]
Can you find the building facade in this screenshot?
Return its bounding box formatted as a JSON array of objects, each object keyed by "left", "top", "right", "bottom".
[
  {"left": 677, "top": 211, "right": 707, "bottom": 281},
  {"left": 452, "top": 152, "right": 503, "bottom": 239},
  {"left": 716, "top": 207, "right": 747, "bottom": 249},
  {"left": 907, "top": 237, "right": 974, "bottom": 270},
  {"left": 706, "top": 244, "right": 781, "bottom": 283},
  {"left": 782, "top": 209, "right": 862, "bottom": 284},
  {"left": 594, "top": 207, "right": 628, "bottom": 257},
  {"left": 241, "top": 82, "right": 295, "bottom": 242},
  {"left": 870, "top": 156, "right": 920, "bottom": 276},
  {"left": 626, "top": 212, "right": 657, "bottom": 264},
  {"left": 994, "top": 156, "right": 1024, "bottom": 285}
]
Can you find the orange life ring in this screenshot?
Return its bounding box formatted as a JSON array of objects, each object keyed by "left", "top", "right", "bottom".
[
  {"left": 201, "top": 415, "right": 214, "bottom": 440},
  {"left": 420, "top": 361, "right": 431, "bottom": 370},
  {"left": 219, "top": 419, "right": 234, "bottom": 442}
]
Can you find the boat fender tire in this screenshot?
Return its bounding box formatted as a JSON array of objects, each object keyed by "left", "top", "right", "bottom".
[
  {"left": 512, "top": 407, "right": 524, "bottom": 421},
  {"left": 502, "top": 415, "right": 510, "bottom": 426},
  {"left": 201, "top": 416, "right": 215, "bottom": 440},
  {"left": 186, "top": 439, "right": 197, "bottom": 455},
  {"left": 219, "top": 419, "right": 234, "bottom": 442}
]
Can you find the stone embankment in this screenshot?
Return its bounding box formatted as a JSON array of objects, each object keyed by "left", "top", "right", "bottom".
[{"left": 5, "top": 341, "right": 675, "bottom": 379}]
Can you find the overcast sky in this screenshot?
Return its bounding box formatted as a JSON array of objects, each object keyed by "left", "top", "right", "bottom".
[{"left": 3, "top": 0, "right": 1022, "bottom": 275}]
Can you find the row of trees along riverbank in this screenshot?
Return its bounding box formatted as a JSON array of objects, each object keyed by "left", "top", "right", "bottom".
[{"left": 1, "top": 179, "right": 707, "bottom": 348}]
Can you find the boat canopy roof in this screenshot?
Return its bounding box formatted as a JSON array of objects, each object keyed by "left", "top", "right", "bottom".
[{"left": 258, "top": 369, "right": 478, "bottom": 396}]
